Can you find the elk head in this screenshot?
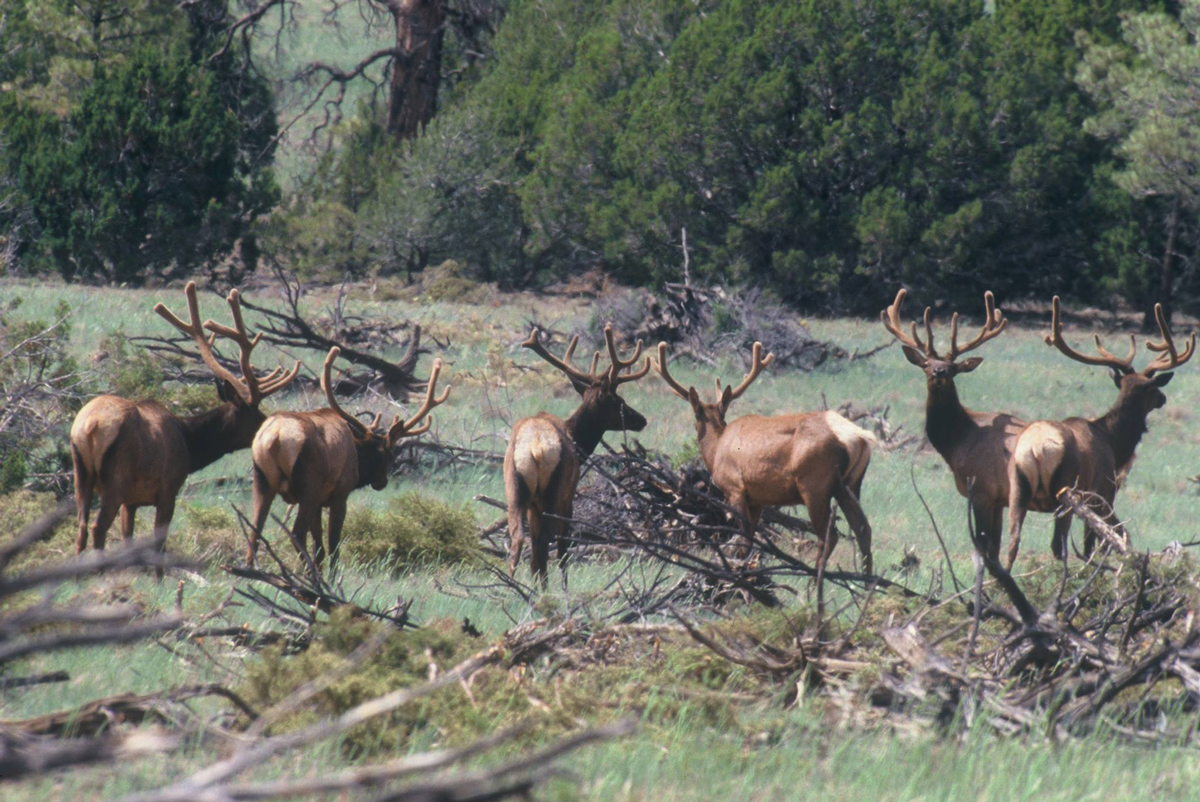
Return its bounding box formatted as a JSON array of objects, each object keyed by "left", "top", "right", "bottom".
[
  {"left": 521, "top": 324, "right": 652, "bottom": 435},
  {"left": 880, "top": 289, "right": 1008, "bottom": 390},
  {"left": 1044, "top": 296, "right": 1194, "bottom": 415},
  {"left": 654, "top": 341, "right": 775, "bottom": 441},
  {"left": 322, "top": 347, "right": 450, "bottom": 490},
  {"left": 154, "top": 281, "right": 300, "bottom": 445}
]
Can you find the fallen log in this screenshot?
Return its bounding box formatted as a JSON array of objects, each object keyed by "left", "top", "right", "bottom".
[{"left": 1, "top": 686, "right": 258, "bottom": 738}]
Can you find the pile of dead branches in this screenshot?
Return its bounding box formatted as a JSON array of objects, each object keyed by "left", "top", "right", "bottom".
[
  {"left": 582, "top": 283, "right": 842, "bottom": 371},
  {"left": 133, "top": 267, "right": 433, "bottom": 399},
  {"left": 0, "top": 505, "right": 632, "bottom": 794},
  {"left": 657, "top": 485, "right": 1200, "bottom": 747},
  {"left": 865, "top": 491, "right": 1200, "bottom": 742},
  {"left": 0, "top": 501, "right": 188, "bottom": 778},
  {"left": 536, "top": 442, "right": 912, "bottom": 609}
]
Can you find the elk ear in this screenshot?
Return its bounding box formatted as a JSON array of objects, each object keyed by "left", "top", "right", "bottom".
[
  {"left": 686, "top": 386, "right": 704, "bottom": 413},
  {"left": 216, "top": 378, "right": 245, "bottom": 405},
  {"left": 1151, "top": 371, "right": 1174, "bottom": 388},
  {"left": 718, "top": 385, "right": 733, "bottom": 411},
  {"left": 1109, "top": 367, "right": 1123, "bottom": 388},
  {"left": 901, "top": 345, "right": 927, "bottom": 368},
  {"left": 569, "top": 375, "right": 593, "bottom": 396},
  {"left": 956, "top": 357, "right": 983, "bottom": 373}
]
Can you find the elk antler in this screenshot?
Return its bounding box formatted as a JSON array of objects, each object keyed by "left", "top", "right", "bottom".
[
  {"left": 201, "top": 288, "right": 301, "bottom": 404},
  {"left": 521, "top": 328, "right": 601, "bottom": 385},
  {"left": 716, "top": 342, "right": 774, "bottom": 406},
  {"left": 1044, "top": 296, "right": 1137, "bottom": 374},
  {"left": 948, "top": 290, "right": 1008, "bottom": 359},
  {"left": 654, "top": 341, "right": 773, "bottom": 409},
  {"left": 387, "top": 358, "right": 451, "bottom": 445},
  {"left": 1144, "top": 303, "right": 1196, "bottom": 376},
  {"left": 602, "top": 324, "right": 652, "bottom": 385},
  {"left": 880, "top": 289, "right": 938, "bottom": 358},
  {"left": 321, "top": 347, "right": 370, "bottom": 438},
  {"left": 154, "top": 283, "right": 300, "bottom": 406},
  {"left": 654, "top": 342, "right": 695, "bottom": 400}
]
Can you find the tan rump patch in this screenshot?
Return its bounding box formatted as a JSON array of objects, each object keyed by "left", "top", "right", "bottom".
[
  {"left": 70, "top": 397, "right": 126, "bottom": 475},
  {"left": 1012, "top": 421, "right": 1066, "bottom": 497},
  {"left": 512, "top": 421, "right": 563, "bottom": 494},
  {"left": 252, "top": 417, "right": 307, "bottom": 492},
  {"left": 822, "top": 411, "right": 876, "bottom": 483}
]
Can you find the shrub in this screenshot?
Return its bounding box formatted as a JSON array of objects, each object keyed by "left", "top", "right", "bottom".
[
  {"left": 340, "top": 491, "right": 479, "bottom": 572},
  {"left": 178, "top": 503, "right": 243, "bottom": 564},
  {"left": 240, "top": 613, "right": 484, "bottom": 753},
  {"left": 419, "top": 260, "right": 491, "bottom": 304},
  {"left": 0, "top": 451, "right": 27, "bottom": 492},
  {"left": 0, "top": 300, "right": 83, "bottom": 490},
  {"left": 2, "top": 41, "right": 278, "bottom": 282},
  {"left": 95, "top": 331, "right": 219, "bottom": 413}
]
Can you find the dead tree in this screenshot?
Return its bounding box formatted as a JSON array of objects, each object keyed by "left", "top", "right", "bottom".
[{"left": 235, "top": 267, "right": 431, "bottom": 397}]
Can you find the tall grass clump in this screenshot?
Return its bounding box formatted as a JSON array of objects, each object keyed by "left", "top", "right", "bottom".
[{"left": 341, "top": 491, "right": 479, "bottom": 571}]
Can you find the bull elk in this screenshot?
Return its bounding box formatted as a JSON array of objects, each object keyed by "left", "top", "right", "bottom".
[
  {"left": 881, "top": 289, "right": 1025, "bottom": 560},
  {"left": 505, "top": 325, "right": 651, "bottom": 584},
  {"left": 248, "top": 347, "right": 449, "bottom": 568},
  {"left": 70, "top": 282, "right": 300, "bottom": 553},
  {"left": 654, "top": 341, "right": 876, "bottom": 616},
  {"left": 1005, "top": 298, "right": 1194, "bottom": 567}
]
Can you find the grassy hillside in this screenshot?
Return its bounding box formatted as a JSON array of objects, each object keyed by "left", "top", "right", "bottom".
[{"left": 3, "top": 279, "right": 1200, "bottom": 799}]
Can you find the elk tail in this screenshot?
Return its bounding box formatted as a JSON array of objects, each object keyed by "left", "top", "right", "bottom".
[
  {"left": 823, "top": 411, "right": 876, "bottom": 486},
  {"left": 1012, "top": 422, "right": 1066, "bottom": 501}
]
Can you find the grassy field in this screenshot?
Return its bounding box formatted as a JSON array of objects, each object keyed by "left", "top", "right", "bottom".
[{"left": 3, "top": 278, "right": 1200, "bottom": 800}]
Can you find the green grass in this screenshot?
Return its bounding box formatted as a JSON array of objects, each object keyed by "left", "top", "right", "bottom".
[{"left": 4, "top": 279, "right": 1200, "bottom": 799}]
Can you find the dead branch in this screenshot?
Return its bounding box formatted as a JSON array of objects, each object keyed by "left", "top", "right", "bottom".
[
  {"left": 1056, "top": 487, "right": 1131, "bottom": 555},
  {"left": 236, "top": 265, "right": 430, "bottom": 398},
  {"left": 1, "top": 686, "right": 258, "bottom": 738}
]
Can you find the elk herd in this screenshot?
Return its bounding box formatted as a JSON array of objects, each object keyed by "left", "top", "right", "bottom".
[{"left": 68, "top": 282, "right": 1195, "bottom": 608}]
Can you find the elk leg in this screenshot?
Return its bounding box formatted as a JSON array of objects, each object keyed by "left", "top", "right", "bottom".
[
  {"left": 507, "top": 506, "right": 525, "bottom": 577},
  {"left": 725, "top": 492, "right": 753, "bottom": 559},
  {"left": 1005, "top": 472, "right": 1032, "bottom": 570},
  {"left": 832, "top": 477, "right": 872, "bottom": 575},
  {"left": 506, "top": 470, "right": 530, "bottom": 577},
  {"left": 290, "top": 506, "right": 313, "bottom": 567},
  {"left": 1051, "top": 511, "right": 1073, "bottom": 561},
  {"left": 150, "top": 499, "right": 175, "bottom": 580},
  {"left": 327, "top": 499, "right": 347, "bottom": 570},
  {"left": 72, "top": 446, "right": 94, "bottom": 555},
  {"left": 120, "top": 505, "right": 137, "bottom": 545},
  {"left": 310, "top": 508, "right": 327, "bottom": 568},
  {"left": 971, "top": 500, "right": 1002, "bottom": 563},
  {"left": 248, "top": 466, "right": 276, "bottom": 567},
  {"left": 529, "top": 508, "right": 550, "bottom": 588},
  {"left": 89, "top": 494, "right": 121, "bottom": 552},
  {"left": 556, "top": 495, "right": 576, "bottom": 591},
  {"left": 804, "top": 490, "right": 836, "bottom": 625}
]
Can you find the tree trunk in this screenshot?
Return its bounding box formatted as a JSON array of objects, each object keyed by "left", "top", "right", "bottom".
[
  {"left": 385, "top": 0, "right": 446, "bottom": 141},
  {"left": 1146, "top": 195, "right": 1181, "bottom": 329}
]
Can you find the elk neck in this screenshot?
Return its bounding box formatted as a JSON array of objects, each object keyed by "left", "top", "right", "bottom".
[
  {"left": 923, "top": 380, "right": 976, "bottom": 459},
  {"left": 695, "top": 418, "right": 727, "bottom": 474},
  {"left": 1095, "top": 393, "right": 1151, "bottom": 472},
  {"left": 179, "top": 403, "right": 264, "bottom": 473},
  {"left": 353, "top": 438, "right": 388, "bottom": 490},
  {"left": 564, "top": 403, "right": 611, "bottom": 457}
]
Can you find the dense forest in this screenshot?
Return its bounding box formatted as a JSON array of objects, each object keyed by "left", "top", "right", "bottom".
[{"left": 2, "top": 0, "right": 1199, "bottom": 319}]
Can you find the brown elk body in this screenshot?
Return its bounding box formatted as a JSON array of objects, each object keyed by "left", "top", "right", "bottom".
[
  {"left": 1005, "top": 298, "right": 1194, "bottom": 567},
  {"left": 881, "top": 290, "right": 1024, "bottom": 560},
  {"left": 70, "top": 283, "right": 299, "bottom": 553},
  {"left": 505, "top": 325, "right": 651, "bottom": 583},
  {"left": 655, "top": 342, "right": 875, "bottom": 615},
  {"left": 248, "top": 347, "right": 448, "bottom": 568}
]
